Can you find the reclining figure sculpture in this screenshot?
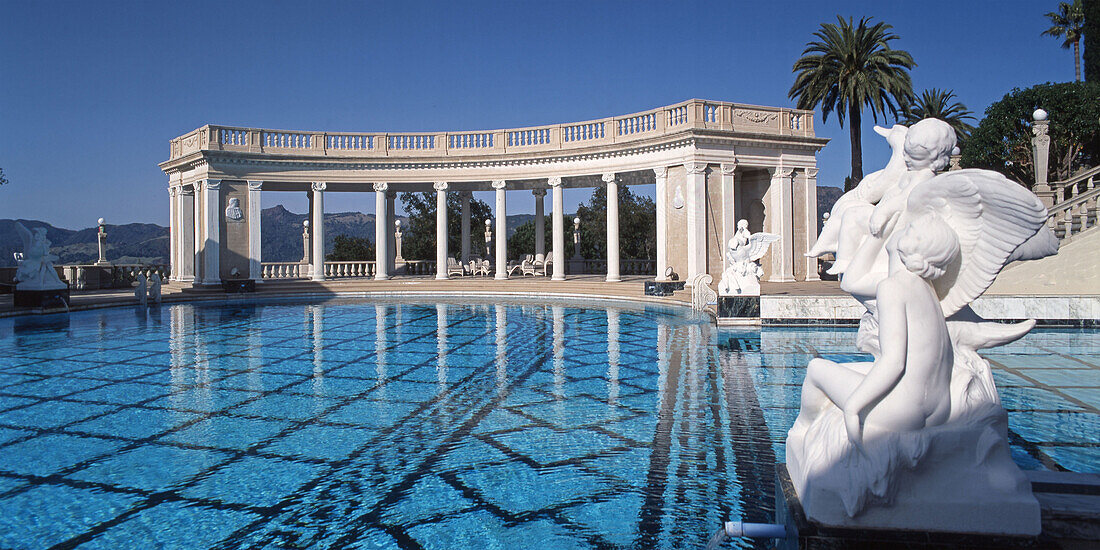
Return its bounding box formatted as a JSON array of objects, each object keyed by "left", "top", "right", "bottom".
[{"left": 790, "top": 118, "right": 1059, "bottom": 535}]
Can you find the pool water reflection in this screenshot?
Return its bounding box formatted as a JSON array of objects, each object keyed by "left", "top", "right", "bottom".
[{"left": 0, "top": 299, "right": 1095, "bottom": 549}]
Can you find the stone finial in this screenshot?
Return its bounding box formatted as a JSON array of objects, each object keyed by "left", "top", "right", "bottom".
[{"left": 1033, "top": 108, "right": 1048, "bottom": 122}]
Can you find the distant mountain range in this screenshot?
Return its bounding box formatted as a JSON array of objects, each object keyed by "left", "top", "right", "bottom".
[{"left": 1, "top": 188, "right": 842, "bottom": 267}]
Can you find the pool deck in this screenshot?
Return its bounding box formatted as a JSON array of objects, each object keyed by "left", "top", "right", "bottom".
[{"left": 1, "top": 277, "right": 1096, "bottom": 324}]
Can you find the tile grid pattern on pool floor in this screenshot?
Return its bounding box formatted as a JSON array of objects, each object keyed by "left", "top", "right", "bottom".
[
  {"left": 724, "top": 328, "right": 1100, "bottom": 473},
  {"left": 0, "top": 303, "right": 765, "bottom": 549}
]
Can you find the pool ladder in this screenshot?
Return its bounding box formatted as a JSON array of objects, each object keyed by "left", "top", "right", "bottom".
[{"left": 705, "top": 521, "right": 793, "bottom": 549}]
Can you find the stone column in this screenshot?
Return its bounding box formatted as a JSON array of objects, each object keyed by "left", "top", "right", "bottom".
[
  {"left": 178, "top": 185, "right": 195, "bottom": 283},
  {"left": 460, "top": 191, "right": 471, "bottom": 262},
  {"left": 435, "top": 181, "right": 449, "bottom": 279},
  {"left": 1031, "top": 110, "right": 1054, "bottom": 208},
  {"left": 603, "top": 172, "right": 621, "bottom": 282},
  {"left": 386, "top": 192, "right": 397, "bottom": 274},
  {"left": 193, "top": 183, "right": 204, "bottom": 283},
  {"left": 533, "top": 188, "right": 546, "bottom": 260},
  {"left": 654, "top": 167, "right": 668, "bottom": 281},
  {"left": 720, "top": 163, "right": 737, "bottom": 271},
  {"left": 311, "top": 182, "right": 326, "bottom": 282},
  {"left": 684, "top": 162, "right": 707, "bottom": 283},
  {"left": 305, "top": 191, "right": 315, "bottom": 277},
  {"left": 247, "top": 180, "right": 262, "bottom": 281},
  {"left": 374, "top": 183, "right": 389, "bottom": 280},
  {"left": 802, "top": 169, "right": 820, "bottom": 281},
  {"left": 167, "top": 188, "right": 177, "bottom": 275},
  {"left": 768, "top": 167, "right": 795, "bottom": 282},
  {"left": 201, "top": 179, "right": 222, "bottom": 285},
  {"left": 550, "top": 177, "right": 566, "bottom": 281},
  {"left": 493, "top": 180, "right": 508, "bottom": 279}
]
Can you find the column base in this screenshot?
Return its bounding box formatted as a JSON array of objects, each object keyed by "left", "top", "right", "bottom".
[
  {"left": 495, "top": 274, "right": 508, "bottom": 280},
  {"left": 375, "top": 275, "right": 389, "bottom": 281},
  {"left": 605, "top": 276, "right": 621, "bottom": 283},
  {"left": 312, "top": 276, "right": 326, "bottom": 282},
  {"left": 552, "top": 275, "right": 566, "bottom": 281},
  {"left": 436, "top": 275, "right": 448, "bottom": 280}
]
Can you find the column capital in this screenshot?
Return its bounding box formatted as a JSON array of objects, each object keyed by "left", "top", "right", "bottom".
[
  {"left": 720, "top": 162, "right": 737, "bottom": 176},
  {"left": 433, "top": 181, "right": 449, "bottom": 191},
  {"left": 653, "top": 166, "right": 668, "bottom": 179},
  {"left": 531, "top": 188, "right": 547, "bottom": 197},
  {"left": 769, "top": 166, "right": 794, "bottom": 179},
  {"left": 203, "top": 179, "right": 222, "bottom": 191},
  {"left": 602, "top": 172, "right": 617, "bottom": 184},
  {"left": 547, "top": 176, "right": 563, "bottom": 187},
  {"left": 311, "top": 182, "right": 327, "bottom": 192},
  {"left": 804, "top": 168, "right": 819, "bottom": 179},
  {"left": 247, "top": 180, "right": 263, "bottom": 190},
  {"left": 372, "top": 182, "right": 389, "bottom": 192},
  {"left": 180, "top": 184, "right": 195, "bottom": 195},
  {"left": 491, "top": 180, "right": 507, "bottom": 190},
  {"left": 168, "top": 186, "right": 180, "bottom": 197},
  {"left": 684, "top": 162, "right": 706, "bottom": 175}
]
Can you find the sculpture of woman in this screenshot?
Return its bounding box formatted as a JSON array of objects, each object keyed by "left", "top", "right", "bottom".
[
  {"left": 717, "top": 220, "right": 779, "bottom": 296},
  {"left": 13, "top": 222, "right": 66, "bottom": 291}
]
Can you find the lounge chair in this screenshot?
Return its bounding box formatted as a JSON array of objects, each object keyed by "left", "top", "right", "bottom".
[
  {"left": 447, "top": 257, "right": 465, "bottom": 277},
  {"left": 520, "top": 254, "right": 541, "bottom": 277},
  {"left": 467, "top": 258, "right": 490, "bottom": 276}
]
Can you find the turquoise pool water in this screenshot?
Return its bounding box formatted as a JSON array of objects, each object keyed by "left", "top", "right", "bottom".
[{"left": 0, "top": 299, "right": 1095, "bottom": 549}]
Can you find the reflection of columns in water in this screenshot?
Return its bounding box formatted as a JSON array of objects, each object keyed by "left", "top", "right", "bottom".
[
  {"left": 607, "top": 308, "right": 620, "bottom": 406},
  {"left": 169, "top": 305, "right": 187, "bottom": 392},
  {"left": 247, "top": 321, "right": 262, "bottom": 391},
  {"left": 375, "top": 304, "right": 388, "bottom": 398},
  {"left": 656, "top": 320, "right": 670, "bottom": 409},
  {"left": 436, "top": 303, "right": 448, "bottom": 388},
  {"left": 311, "top": 305, "right": 324, "bottom": 394},
  {"left": 495, "top": 304, "right": 507, "bottom": 391},
  {"left": 552, "top": 306, "right": 565, "bottom": 399}
]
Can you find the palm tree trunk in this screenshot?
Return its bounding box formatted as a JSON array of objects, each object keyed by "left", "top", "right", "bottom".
[
  {"left": 848, "top": 103, "right": 863, "bottom": 191},
  {"left": 1075, "top": 40, "right": 1082, "bottom": 82}
]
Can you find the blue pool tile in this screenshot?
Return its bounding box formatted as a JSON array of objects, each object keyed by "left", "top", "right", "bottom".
[
  {"left": 1059, "top": 387, "right": 1100, "bottom": 406},
  {"left": 583, "top": 447, "right": 652, "bottom": 488},
  {"left": 1014, "top": 368, "right": 1100, "bottom": 388},
  {"left": 563, "top": 492, "right": 645, "bottom": 546},
  {"left": 231, "top": 393, "right": 337, "bottom": 421},
  {"left": 0, "top": 434, "right": 122, "bottom": 476},
  {"left": 381, "top": 475, "right": 473, "bottom": 525},
  {"left": 407, "top": 509, "right": 581, "bottom": 550},
  {"left": 1000, "top": 386, "right": 1087, "bottom": 411},
  {"left": 0, "top": 400, "right": 117, "bottom": 429},
  {"left": 324, "top": 399, "right": 420, "bottom": 428},
  {"left": 0, "top": 484, "right": 141, "bottom": 548},
  {"left": 71, "top": 444, "right": 229, "bottom": 491},
  {"left": 219, "top": 371, "right": 309, "bottom": 392},
  {"left": 182, "top": 455, "right": 324, "bottom": 507},
  {"left": 69, "top": 407, "right": 201, "bottom": 440},
  {"left": 69, "top": 382, "right": 172, "bottom": 405},
  {"left": 1042, "top": 445, "right": 1100, "bottom": 472},
  {"left": 1008, "top": 411, "right": 1100, "bottom": 445},
  {"left": 457, "top": 462, "right": 605, "bottom": 514},
  {"left": 71, "top": 363, "right": 163, "bottom": 381},
  {"left": 492, "top": 427, "right": 623, "bottom": 465},
  {"left": 162, "top": 416, "right": 290, "bottom": 451},
  {"left": 264, "top": 424, "right": 376, "bottom": 461},
  {"left": 148, "top": 387, "right": 261, "bottom": 413},
  {"left": 4, "top": 377, "right": 109, "bottom": 399}
]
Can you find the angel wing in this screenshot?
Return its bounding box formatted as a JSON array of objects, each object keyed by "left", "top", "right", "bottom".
[
  {"left": 905, "top": 169, "right": 1059, "bottom": 317},
  {"left": 13, "top": 222, "right": 33, "bottom": 253},
  {"left": 746, "top": 233, "right": 781, "bottom": 262}
]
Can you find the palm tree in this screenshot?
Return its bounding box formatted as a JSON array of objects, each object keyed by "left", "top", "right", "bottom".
[
  {"left": 1043, "top": 0, "right": 1085, "bottom": 82},
  {"left": 903, "top": 88, "right": 976, "bottom": 140},
  {"left": 790, "top": 16, "right": 916, "bottom": 191}
]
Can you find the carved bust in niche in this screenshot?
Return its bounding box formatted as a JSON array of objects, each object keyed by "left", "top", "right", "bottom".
[{"left": 225, "top": 197, "right": 243, "bottom": 222}]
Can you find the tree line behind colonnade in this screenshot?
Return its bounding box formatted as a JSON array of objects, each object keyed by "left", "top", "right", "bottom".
[{"left": 326, "top": 187, "right": 657, "bottom": 262}]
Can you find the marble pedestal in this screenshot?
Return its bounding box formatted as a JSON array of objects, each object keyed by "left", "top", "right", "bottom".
[
  {"left": 718, "top": 295, "right": 760, "bottom": 323},
  {"left": 222, "top": 280, "right": 255, "bottom": 293},
  {"left": 644, "top": 280, "right": 685, "bottom": 296},
  {"left": 14, "top": 288, "right": 70, "bottom": 309}
]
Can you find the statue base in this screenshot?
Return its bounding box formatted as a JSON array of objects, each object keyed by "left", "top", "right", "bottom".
[
  {"left": 644, "top": 280, "right": 685, "bottom": 296},
  {"left": 775, "top": 464, "right": 1051, "bottom": 549},
  {"left": 14, "top": 288, "right": 70, "bottom": 309},
  {"left": 718, "top": 295, "right": 760, "bottom": 318}
]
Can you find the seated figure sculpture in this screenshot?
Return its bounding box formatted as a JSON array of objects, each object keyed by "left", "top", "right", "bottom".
[
  {"left": 717, "top": 220, "right": 780, "bottom": 296},
  {"left": 787, "top": 121, "right": 1060, "bottom": 536},
  {"left": 13, "top": 222, "right": 66, "bottom": 291}
]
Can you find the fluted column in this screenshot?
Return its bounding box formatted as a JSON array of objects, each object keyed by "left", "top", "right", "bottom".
[
  {"left": 192, "top": 184, "right": 203, "bottom": 283},
  {"left": 653, "top": 167, "right": 669, "bottom": 281},
  {"left": 435, "top": 182, "right": 449, "bottom": 279},
  {"left": 603, "top": 172, "right": 620, "bottom": 282},
  {"left": 386, "top": 192, "right": 396, "bottom": 274},
  {"left": 684, "top": 162, "right": 707, "bottom": 283},
  {"left": 768, "top": 167, "right": 795, "bottom": 282},
  {"left": 533, "top": 188, "right": 546, "bottom": 260},
  {"left": 201, "top": 179, "right": 221, "bottom": 285},
  {"left": 167, "top": 187, "right": 179, "bottom": 280},
  {"left": 247, "top": 181, "right": 262, "bottom": 281},
  {"left": 550, "top": 177, "right": 566, "bottom": 281},
  {"left": 720, "top": 163, "right": 737, "bottom": 272},
  {"left": 177, "top": 185, "right": 195, "bottom": 283},
  {"left": 374, "top": 183, "right": 389, "bottom": 280},
  {"left": 311, "top": 182, "right": 326, "bottom": 281},
  {"left": 493, "top": 180, "right": 507, "bottom": 279},
  {"left": 803, "top": 168, "right": 820, "bottom": 281},
  {"left": 460, "top": 191, "right": 471, "bottom": 262}
]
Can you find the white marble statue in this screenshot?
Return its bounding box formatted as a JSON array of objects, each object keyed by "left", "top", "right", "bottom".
[
  {"left": 148, "top": 273, "right": 162, "bottom": 303},
  {"left": 135, "top": 274, "right": 148, "bottom": 306},
  {"left": 787, "top": 120, "right": 1059, "bottom": 535},
  {"left": 13, "top": 222, "right": 66, "bottom": 291},
  {"left": 718, "top": 220, "right": 780, "bottom": 296},
  {"left": 225, "top": 197, "right": 243, "bottom": 221}
]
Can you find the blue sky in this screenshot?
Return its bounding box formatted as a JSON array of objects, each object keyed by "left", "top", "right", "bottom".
[{"left": 0, "top": 1, "right": 1075, "bottom": 227}]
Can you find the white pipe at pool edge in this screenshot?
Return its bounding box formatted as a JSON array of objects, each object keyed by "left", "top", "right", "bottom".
[{"left": 704, "top": 521, "right": 792, "bottom": 549}]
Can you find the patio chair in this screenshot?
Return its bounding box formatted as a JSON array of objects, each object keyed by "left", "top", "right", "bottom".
[
  {"left": 520, "top": 254, "right": 541, "bottom": 277},
  {"left": 447, "top": 257, "right": 465, "bottom": 277},
  {"left": 467, "top": 258, "right": 490, "bottom": 276}
]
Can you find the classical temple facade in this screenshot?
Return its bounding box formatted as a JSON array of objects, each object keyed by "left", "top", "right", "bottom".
[{"left": 159, "top": 99, "right": 827, "bottom": 286}]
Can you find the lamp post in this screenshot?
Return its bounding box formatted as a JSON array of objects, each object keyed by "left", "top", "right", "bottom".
[
  {"left": 1031, "top": 108, "right": 1054, "bottom": 208},
  {"left": 572, "top": 217, "right": 582, "bottom": 259},
  {"left": 95, "top": 218, "right": 109, "bottom": 265},
  {"left": 394, "top": 219, "right": 404, "bottom": 263},
  {"left": 301, "top": 219, "right": 311, "bottom": 265},
  {"left": 484, "top": 218, "right": 492, "bottom": 259}
]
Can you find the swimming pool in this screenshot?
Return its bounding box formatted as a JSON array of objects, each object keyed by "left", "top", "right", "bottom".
[{"left": 0, "top": 299, "right": 1095, "bottom": 548}]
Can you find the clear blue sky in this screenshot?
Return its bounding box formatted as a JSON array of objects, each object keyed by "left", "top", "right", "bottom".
[{"left": 0, "top": 0, "right": 1074, "bottom": 228}]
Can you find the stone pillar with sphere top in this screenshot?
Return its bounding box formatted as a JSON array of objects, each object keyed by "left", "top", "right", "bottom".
[
  {"left": 1031, "top": 109, "right": 1054, "bottom": 208},
  {"left": 395, "top": 219, "right": 404, "bottom": 263},
  {"left": 96, "top": 217, "right": 109, "bottom": 266}
]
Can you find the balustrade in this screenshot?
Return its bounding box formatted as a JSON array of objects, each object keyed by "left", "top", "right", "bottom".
[
  {"left": 262, "top": 262, "right": 305, "bottom": 279},
  {"left": 704, "top": 104, "right": 718, "bottom": 123},
  {"left": 389, "top": 135, "right": 434, "bottom": 150},
  {"left": 400, "top": 260, "right": 437, "bottom": 275},
  {"left": 324, "top": 261, "right": 376, "bottom": 278},
  {"left": 1047, "top": 165, "right": 1100, "bottom": 239},
  {"left": 219, "top": 129, "right": 248, "bottom": 146},
  {"left": 617, "top": 113, "right": 656, "bottom": 136},
  {"left": 667, "top": 105, "right": 688, "bottom": 126},
  {"left": 327, "top": 134, "right": 373, "bottom": 150},
  {"left": 450, "top": 133, "right": 494, "bottom": 149},
  {"left": 263, "top": 131, "right": 311, "bottom": 149},
  {"left": 563, "top": 122, "right": 604, "bottom": 142},
  {"left": 507, "top": 128, "right": 550, "bottom": 147}
]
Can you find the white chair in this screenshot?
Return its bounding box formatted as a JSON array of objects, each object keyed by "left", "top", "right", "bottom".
[{"left": 447, "top": 257, "right": 466, "bottom": 277}]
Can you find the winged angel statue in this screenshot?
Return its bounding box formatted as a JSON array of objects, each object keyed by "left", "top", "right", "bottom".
[
  {"left": 717, "top": 220, "right": 780, "bottom": 296},
  {"left": 13, "top": 222, "right": 67, "bottom": 291},
  {"left": 788, "top": 119, "right": 1058, "bottom": 534}
]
